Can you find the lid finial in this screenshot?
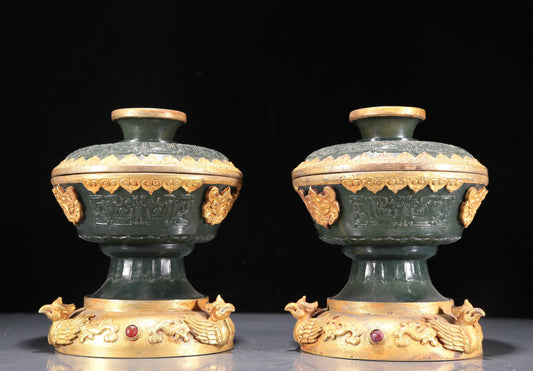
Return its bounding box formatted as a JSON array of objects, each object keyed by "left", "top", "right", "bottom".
[{"left": 111, "top": 108, "right": 187, "bottom": 123}]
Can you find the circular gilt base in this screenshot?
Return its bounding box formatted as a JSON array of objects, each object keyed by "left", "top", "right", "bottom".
[
  {"left": 285, "top": 297, "right": 485, "bottom": 361},
  {"left": 39, "top": 296, "right": 235, "bottom": 358}
]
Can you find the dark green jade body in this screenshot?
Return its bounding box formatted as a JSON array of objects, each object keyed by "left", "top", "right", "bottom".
[
  {"left": 51, "top": 108, "right": 242, "bottom": 301},
  {"left": 292, "top": 106, "right": 488, "bottom": 303}
]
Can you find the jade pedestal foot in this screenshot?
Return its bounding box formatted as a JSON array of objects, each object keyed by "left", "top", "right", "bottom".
[
  {"left": 286, "top": 106, "right": 488, "bottom": 361},
  {"left": 42, "top": 108, "right": 242, "bottom": 357}
]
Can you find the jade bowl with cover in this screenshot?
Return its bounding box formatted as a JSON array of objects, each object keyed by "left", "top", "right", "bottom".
[
  {"left": 291, "top": 106, "right": 488, "bottom": 302},
  {"left": 51, "top": 108, "right": 243, "bottom": 301}
]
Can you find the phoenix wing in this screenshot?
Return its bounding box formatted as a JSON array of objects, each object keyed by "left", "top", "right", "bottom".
[
  {"left": 50, "top": 315, "right": 91, "bottom": 346},
  {"left": 426, "top": 316, "right": 468, "bottom": 352},
  {"left": 183, "top": 316, "right": 225, "bottom": 345},
  {"left": 297, "top": 312, "right": 333, "bottom": 344}
]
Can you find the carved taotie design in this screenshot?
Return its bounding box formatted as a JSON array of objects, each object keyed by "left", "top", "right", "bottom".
[
  {"left": 298, "top": 186, "right": 340, "bottom": 228},
  {"left": 460, "top": 187, "right": 488, "bottom": 227},
  {"left": 349, "top": 193, "right": 453, "bottom": 228},
  {"left": 88, "top": 193, "right": 193, "bottom": 227},
  {"left": 202, "top": 186, "right": 238, "bottom": 225},
  {"left": 52, "top": 186, "right": 83, "bottom": 225},
  {"left": 39, "top": 297, "right": 119, "bottom": 346}
]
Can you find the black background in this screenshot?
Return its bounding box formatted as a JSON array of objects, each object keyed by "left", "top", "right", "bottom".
[{"left": 4, "top": 2, "right": 532, "bottom": 317}]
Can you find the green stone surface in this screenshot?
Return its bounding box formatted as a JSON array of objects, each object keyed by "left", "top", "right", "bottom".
[
  {"left": 304, "top": 115, "right": 475, "bottom": 162},
  {"left": 63, "top": 117, "right": 229, "bottom": 162},
  {"left": 333, "top": 245, "right": 447, "bottom": 302},
  {"left": 57, "top": 114, "right": 238, "bottom": 300},
  {"left": 299, "top": 111, "right": 485, "bottom": 303}
]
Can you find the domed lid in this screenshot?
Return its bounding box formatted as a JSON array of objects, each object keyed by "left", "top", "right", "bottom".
[
  {"left": 292, "top": 106, "right": 488, "bottom": 191},
  {"left": 51, "top": 108, "right": 242, "bottom": 181}
]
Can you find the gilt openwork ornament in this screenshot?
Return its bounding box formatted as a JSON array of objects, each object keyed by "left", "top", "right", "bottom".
[
  {"left": 52, "top": 185, "right": 83, "bottom": 225},
  {"left": 38, "top": 297, "right": 119, "bottom": 346},
  {"left": 392, "top": 299, "right": 485, "bottom": 354},
  {"left": 51, "top": 173, "right": 242, "bottom": 195},
  {"left": 202, "top": 186, "right": 238, "bottom": 225},
  {"left": 340, "top": 174, "right": 468, "bottom": 194},
  {"left": 285, "top": 296, "right": 485, "bottom": 361},
  {"left": 80, "top": 174, "right": 201, "bottom": 194},
  {"left": 39, "top": 295, "right": 235, "bottom": 357},
  {"left": 298, "top": 186, "right": 340, "bottom": 228},
  {"left": 460, "top": 186, "right": 488, "bottom": 228}
]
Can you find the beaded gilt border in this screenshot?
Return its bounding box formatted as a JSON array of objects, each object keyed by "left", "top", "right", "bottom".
[
  {"left": 293, "top": 171, "right": 487, "bottom": 195},
  {"left": 51, "top": 173, "right": 242, "bottom": 195}
]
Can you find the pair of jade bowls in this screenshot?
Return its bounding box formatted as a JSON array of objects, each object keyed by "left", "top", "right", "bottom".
[{"left": 46, "top": 106, "right": 488, "bottom": 360}]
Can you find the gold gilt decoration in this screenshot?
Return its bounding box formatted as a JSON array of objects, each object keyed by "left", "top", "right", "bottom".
[
  {"left": 52, "top": 154, "right": 242, "bottom": 179},
  {"left": 39, "top": 296, "right": 236, "bottom": 358},
  {"left": 285, "top": 296, "right": 335, "bottom": 345},
  {"left": 292, "top": 152, "right": 488, "bottom": 178},
  {"left": 298, "top": 186, "right": 340, "bottom": 228},
  {"left": 393, "top": 322, "right": 439, "bottom": 347},
  {"left": 80, "top": 175, "right": 202, "bottom": 194},
  {"left": 340, "top": 175, "right": 466, "bottom": 194},
  {"left": 460, "top": 187, "right": 488, "bottom": 228},
  {"left": 393, "top": 300, "right": 485, "bottom": 354},
  {"left": 285, "top": 297, "right": 485, "bottom": 361},
  {"left": 148, "top": 320, "right": 192, "bottom": 344},
  {"left": 202, "top": 186, "right": 238, "bottom": 225},
  {"left": 292, "top": 152, "right": 488, "bottom": 194},
  {"left": 52, "top": 173, "right": 242, "bottom": 194},
  {"left": 322, "top": 319, "right": 362, "bottom": 346},
  {"left": 52, "top": 185, "right": 83, "bottom": 225},
  {"left": 78, "top": 318, "right": 119, "bottom": 344},
  {"left": 38, "top": 297, "right": 90, "bottom": 346},
  {"left": 38, "top": 297, "right": 119, "bottom": 346},
  {"left": 285, "top": 297, "right": 362, "bottom": 347},
  {"left": 183, "top": 295, "right": 236, "bottom": 346},
  {"left": 147, "top": 296, "right": 235, "bottom": 346}
]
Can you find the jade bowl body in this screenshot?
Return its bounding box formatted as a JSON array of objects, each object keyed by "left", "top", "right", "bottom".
[
  {"left": 51, "top": 108, "right": 242, "bottom": 300},
  {"left": 292, "top": 106, "right": 488, "bottom": 302}
]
